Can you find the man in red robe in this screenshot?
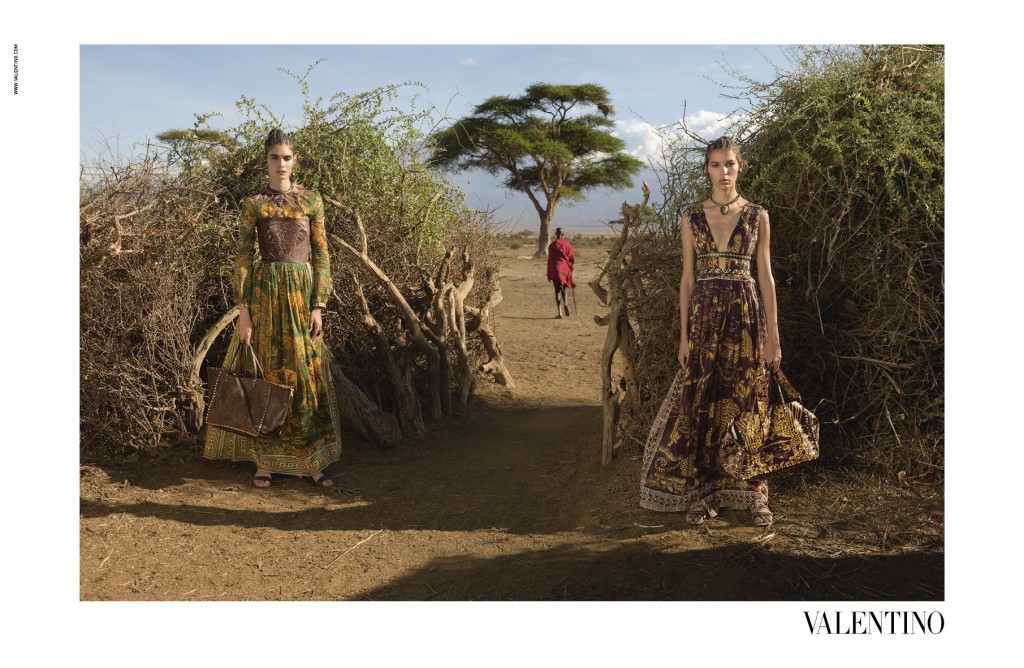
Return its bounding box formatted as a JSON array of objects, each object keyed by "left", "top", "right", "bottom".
[{"left": 547, "top": 227, "right": 575, "bottom": 318}]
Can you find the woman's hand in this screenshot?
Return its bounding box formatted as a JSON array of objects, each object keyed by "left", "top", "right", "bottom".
[
  {"left": 678, "top": 334, "right": 690, "bottom": 369},
  {"left": 761, "top": 340, "right": 782, "bottom": 370},
  {"left": 310, "top": 308, "right": 323, "bottom": 340},
  {"left": 238, "top": 307, "right": 254, "bottom": 346}
]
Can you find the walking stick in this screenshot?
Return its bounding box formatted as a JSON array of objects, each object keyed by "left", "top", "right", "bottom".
[{"left": 571, "top": 284, "right": 577, "bottom": 315}]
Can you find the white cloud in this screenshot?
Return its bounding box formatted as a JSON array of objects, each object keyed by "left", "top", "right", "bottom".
[
  {"left": 459, "top": 57, "right": 477, "bottom": 66},
  {"left": 612, "top": 119, "right": 668, "bottom": 164},
  {"left": 679, "top": 110, "right": 745, "bottom": 141},
  {"left": 611, "top": 110, "right": 750, "bottom": 167}
]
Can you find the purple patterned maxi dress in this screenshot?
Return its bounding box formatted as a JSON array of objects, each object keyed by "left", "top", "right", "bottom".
[{"left": 639, "top": 203, "right": 770, "bottom": 513}]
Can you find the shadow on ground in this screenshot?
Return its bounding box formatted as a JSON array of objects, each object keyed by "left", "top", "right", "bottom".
[
  {"left": 82, "top": 404, "right": 609, "bottom": 536},
  {"left": 357, "top": 540, "right": 943, "bottom": 601}
]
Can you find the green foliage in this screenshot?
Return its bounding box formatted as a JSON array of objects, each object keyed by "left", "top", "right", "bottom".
[
  {"left": 202, "top": 65, "right": 470, "bottom": 265},
  {"left": 622, "top": 45, "right": 944, "bottom": 480},
  {"left": 155, "top": 115, "right": 239, "bottom": 180},
  {"left": 156, "top": 127, "right": 240, "bottom": 150},
  {"left": 81, "top": 62, "right": 498, "bottom": 459},
  {"left": 737, "top": 45, "right": 945, "bottom": 476},
  {"left": 429, "top": 83, "right": 644, "bottom": 248}
]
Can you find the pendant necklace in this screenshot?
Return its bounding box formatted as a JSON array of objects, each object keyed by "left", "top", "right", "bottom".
[{"left": 710, "top": 193, "right": 740, "bottom": 215}]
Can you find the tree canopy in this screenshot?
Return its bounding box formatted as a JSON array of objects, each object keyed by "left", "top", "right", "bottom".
[{"left": 430, "top": 83, "right": 643, "bottom": 256}]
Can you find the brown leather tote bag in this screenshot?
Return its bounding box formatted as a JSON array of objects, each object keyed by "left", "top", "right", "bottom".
[{"left": 206, "top": 344, "right": 293, "bottom": 438}]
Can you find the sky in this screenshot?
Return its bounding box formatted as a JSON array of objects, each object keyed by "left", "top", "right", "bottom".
[
  {"left": 80, "top": 44, "right": 789, "bottom": 230},
  {"left": 3, "top": 0, "right": 1016, "bottom": 665}
]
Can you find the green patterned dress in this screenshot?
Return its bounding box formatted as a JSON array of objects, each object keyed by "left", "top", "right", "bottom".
[{"left": 203, "top": 184, "right": 342, "bottom": 475}]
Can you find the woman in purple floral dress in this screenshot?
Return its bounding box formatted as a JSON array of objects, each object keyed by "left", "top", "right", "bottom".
[{"left": 639, "top": 136, "right": 782, "bottom": 526}]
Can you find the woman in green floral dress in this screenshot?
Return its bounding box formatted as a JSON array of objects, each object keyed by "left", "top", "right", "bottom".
[{"left": 204, "top": 129, "right": 342, "bottom": 488}]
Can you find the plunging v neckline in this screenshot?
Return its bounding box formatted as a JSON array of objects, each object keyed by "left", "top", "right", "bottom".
[{"left": 701, "top": 203, "right": 748, "bottom": 253}]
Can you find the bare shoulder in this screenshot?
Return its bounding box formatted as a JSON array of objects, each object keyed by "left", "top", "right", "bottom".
[{"left": 753, "top": 204, "right": 770, "bottom": 225}]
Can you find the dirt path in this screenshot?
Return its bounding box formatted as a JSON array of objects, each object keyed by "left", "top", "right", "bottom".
[{"left": 80, "top": 243, "right": 943, "bottom": 601}]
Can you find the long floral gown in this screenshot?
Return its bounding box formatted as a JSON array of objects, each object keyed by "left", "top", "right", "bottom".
[
  {"left": 204, "top": 184, "right": 342, "bottom": 475},
  {"left": 639, "top": 202, "right": 769, "bottom": 513}
]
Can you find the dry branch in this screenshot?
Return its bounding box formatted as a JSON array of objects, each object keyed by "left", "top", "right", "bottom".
[
  {"left": 593, "top": 182, "right": 650, "bottom": 464},
  {"left": 464, "top": 276, "right": 515, "bottom": 388},
  {"left": 187, "top": 306, "right": 240, "bottom": 430},
  {"left": 325, "top": 196, "right": 448, "bottom": 419},
  {"left": 330, "top": 359, "right": 403, "bottom": 447},
  {"left": 348, "top": 276, "right": 425, "bottom": 437}
]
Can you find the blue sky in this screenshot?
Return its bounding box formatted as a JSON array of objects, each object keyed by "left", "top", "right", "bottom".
[{"left": 81, "top": 44, "right": 789, "bottom": 229}]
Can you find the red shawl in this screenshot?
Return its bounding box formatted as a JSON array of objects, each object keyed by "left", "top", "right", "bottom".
[{"left": 547, "top": 237, "right": 575, "bottom": 288}]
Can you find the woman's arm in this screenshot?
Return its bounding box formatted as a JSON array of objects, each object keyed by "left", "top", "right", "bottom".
[
  {"left": 755, "top": 208, "right": 782, "bottom": 368},
  {"left": 678, "top": 213, "right": 697, "bottom": 368},
  {"left": 308, "top": 193, "right": 332, "bottom": 339},
  {"left": 233, "top": 198, "right": 259, "bottom": 346}
]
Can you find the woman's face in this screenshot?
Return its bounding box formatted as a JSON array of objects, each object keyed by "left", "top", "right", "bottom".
[
  {"left": 265, "top": 143, "right": 297, "bottom": 181},
  {"left": 706, "top": 148, "right": 742, "bottom": 189}
]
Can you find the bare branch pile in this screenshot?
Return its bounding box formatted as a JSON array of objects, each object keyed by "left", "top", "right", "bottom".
[
  {"left": 80, "top": 79, "right": 512, "bottom": 462},
  {"left": 593, "top": 46, "right": 944, "bottom": 481}
]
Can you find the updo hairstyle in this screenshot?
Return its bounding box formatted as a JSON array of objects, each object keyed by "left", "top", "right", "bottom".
[
  {"left": 264, "top": 128, "right": 296, "bottom": 157},
  {"left": 703, "top": 136, "right": 748, "bottom": 175}
]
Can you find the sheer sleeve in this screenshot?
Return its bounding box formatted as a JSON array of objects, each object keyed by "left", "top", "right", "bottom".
[
  {"left": 232, "top": 197, "right": 260, "bottom": 308},
  {"left": 309, "top": 192, "right": 332, "bottom": 309}
]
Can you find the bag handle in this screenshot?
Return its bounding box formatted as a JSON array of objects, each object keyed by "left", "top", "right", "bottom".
[
  {"left": 231, "top": 260, "right": 261, "bottom": 376},
  {"left": 769, "top": 367, "right": 803, "bottom": 405},
  {"left": 221, "top": 344, "right": 270, "bottom": 435},
  {"left": 226, "top": 342, "right": 266, "bottom": 380}
]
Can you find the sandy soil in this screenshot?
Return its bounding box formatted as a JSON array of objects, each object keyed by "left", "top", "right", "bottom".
[{"left": 80, "top": 242, "right": 943, "bottom": 601}]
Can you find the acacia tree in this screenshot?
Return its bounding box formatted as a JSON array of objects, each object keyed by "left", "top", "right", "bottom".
[{"left": 430, "top": 83, "right": 643, "bottom": 256}]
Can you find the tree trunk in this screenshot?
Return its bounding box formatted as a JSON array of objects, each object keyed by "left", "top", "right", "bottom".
[
  {"left": 427, "top": 249, "right": 455, "bottom": 417},
  {"left": 464, "top": 277, "right": 515, "bottom": 389},
  {"left": 533, "top": 201, "right": 559, "bottom": 258},
  {"left": 599, "top": 279, "right": 624, "bottom": 465},
  {"left": 450, "top": 251, "right": 477, "bottom": 404}
]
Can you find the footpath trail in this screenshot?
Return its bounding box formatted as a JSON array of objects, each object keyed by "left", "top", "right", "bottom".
[{"left": 80, "top": 243, "right": 943, "bottom": 601}]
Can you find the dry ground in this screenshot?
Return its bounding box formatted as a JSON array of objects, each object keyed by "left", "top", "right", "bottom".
[{"left": 80, "top": 239, "right": 943, "bottom": 601}]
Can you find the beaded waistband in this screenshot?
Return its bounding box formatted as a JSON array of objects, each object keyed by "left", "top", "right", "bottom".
[
  {"left": 696, "top": 268, "right": 754, "bottom": 281},
  {"left": 696, "top": 251, "right": 751, "bottom": 263},
  {"left": 695, "top": 252, "right": 752, "bottom": 281}
]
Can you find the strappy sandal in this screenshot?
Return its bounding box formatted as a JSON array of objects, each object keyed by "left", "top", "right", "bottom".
[
  {"left": 252, "top": 473, "right": 273, "bottom": 488},
  {"left": 305, "top": 472, "right": 334, "bottom": 488},
  {"left": 686, "top": 503, "right": 708, "bottom": 525},
  {"left": 751, "top": 501, "right": 774, "bottom": 526}
]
